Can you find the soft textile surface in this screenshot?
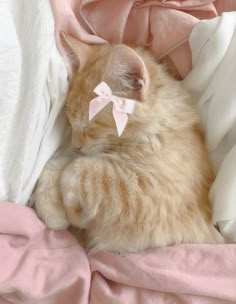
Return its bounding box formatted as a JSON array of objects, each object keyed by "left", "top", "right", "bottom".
[
  {"left": 1, "top": 2, "right": 236, "bottom": 303},
  {"left": 0, "top": 0, "right": 69, "bottom": 205},
  {"left": 184, "top": 12, "right": 236, "bottom": 242},
  {"left": 0, "top": 202, "right": 236, "bottom": 304},
  {"left": 50, "top": 0, "right": 236, "bottom": 78},
  {"left": 0, "top": 202, "right": 90, "bottom": 304}
]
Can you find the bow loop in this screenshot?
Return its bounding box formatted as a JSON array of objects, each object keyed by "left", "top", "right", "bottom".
[
  {"left": 89, "top": 81, "right": 136, "bottom": 136},
  {"left": 93, "top": 81, "right": 112, "bottom": 97}
]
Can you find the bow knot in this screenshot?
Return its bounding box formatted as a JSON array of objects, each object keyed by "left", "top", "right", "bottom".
[{"left": 89, "top": 81, "right": 136, "bottom": 136}]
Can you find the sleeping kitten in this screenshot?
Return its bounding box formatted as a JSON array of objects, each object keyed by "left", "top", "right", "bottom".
[{"left": 33, "top": 34, "right": 223, "bottom": 252}]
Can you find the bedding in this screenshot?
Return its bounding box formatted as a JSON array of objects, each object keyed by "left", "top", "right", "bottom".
[
  {"left": 0, "top": 0, "right": 69, "bottom": 205},
  {"left": 50, "top": 0, "right": 236, "bottom": 79},
  {"left": 0, "top": 202, "right": 236, "bottom": 304},
  {"left": 184, "top": 12, "right": 236, "bottom": 241},
  {"left": 0, "top": 0, "right": 236, "bottom": 303},
  {"left": 50, "top": 0, "right": 218, "bottom": 79}
]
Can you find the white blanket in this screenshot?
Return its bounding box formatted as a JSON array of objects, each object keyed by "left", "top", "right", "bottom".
[
  {"left": 0, "top": 0, "right": 68, "bottom": 204},
  {"left": 184, "top": 12, "right": 236, "bottom": 242}
]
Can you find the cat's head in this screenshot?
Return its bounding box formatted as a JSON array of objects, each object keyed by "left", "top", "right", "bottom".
[{"left": 63, "top": 34, "right": 182, "bottom": 155}]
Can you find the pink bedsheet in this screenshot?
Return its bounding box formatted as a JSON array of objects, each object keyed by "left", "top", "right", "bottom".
[
  {"left": 50, "top": 0, "right": 236, "bottom": 78},
  {"left": 0, "top": 202, "right": 236, "bottom": 304}
]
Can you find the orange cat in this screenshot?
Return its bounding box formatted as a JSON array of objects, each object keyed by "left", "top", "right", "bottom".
[{"left": 33, "top": 34, "right": 223, "bottom": 252}]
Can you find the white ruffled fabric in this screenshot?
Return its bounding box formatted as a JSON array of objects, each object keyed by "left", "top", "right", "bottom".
[
  {"left": 0, "top": 0, "right": 68, "bottom": 204},
  {"left": 184, "top": 12, "right": 236, "bottom": 242}
]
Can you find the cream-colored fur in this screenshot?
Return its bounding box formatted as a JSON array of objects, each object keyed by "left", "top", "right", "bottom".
[{"left": 33, "top": 37, "right": 223, "bottom": 253}]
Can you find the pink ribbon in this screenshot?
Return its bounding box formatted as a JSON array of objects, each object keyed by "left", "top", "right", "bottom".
[{"left": 89, "top": 81, "right": 136, "bottom": 136}]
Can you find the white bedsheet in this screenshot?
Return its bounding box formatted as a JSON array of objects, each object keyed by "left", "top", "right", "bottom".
[
  {"left": 184, "top": 12, "right": 236, "bottom": 242},
  {"left": 0, "top": 0, "right": 68, "bottom": 204}
]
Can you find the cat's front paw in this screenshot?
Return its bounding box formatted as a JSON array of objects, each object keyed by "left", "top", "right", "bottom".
[
  {"left": 42, "top": 209, "right": 69, "bottom": 230},
  {"left": 60, "top": 161, "right": 91, "bottom": 229},
  {"left": 33, "top": 171, "right": 70, "bottom": 230},
  {"left": 33, "top": 191, "right": 70, "bottom": 230}
]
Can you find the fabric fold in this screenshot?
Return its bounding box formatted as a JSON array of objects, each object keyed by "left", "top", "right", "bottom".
[
  {"left": 1, "top": 202, "right": 236, "bottom": 304},
  {"left": 0, "top": 0, "right": 69, "bottom": 205},
  {"left": 184, "top": 12, "right": 236, "bottom": 241},
  {"left": 50, "top": 0, "right": 222, "bottom": 78}
]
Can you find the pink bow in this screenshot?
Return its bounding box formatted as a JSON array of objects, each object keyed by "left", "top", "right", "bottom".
[{"left": 89, "top": 81, "right": 136, "bottom": 136}]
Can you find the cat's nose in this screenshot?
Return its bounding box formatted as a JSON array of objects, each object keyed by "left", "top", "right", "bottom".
[
  {"left": 72, "top": 141, "right": 82, "bottom": 150},
  {"left": 71, "top": 133, "right": 83, "bottom": 149},
  {"left": 75, "top": 145, "right": 82, "bottom": 151}
]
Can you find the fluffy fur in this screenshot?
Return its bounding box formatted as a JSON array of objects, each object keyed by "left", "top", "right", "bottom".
[{"left": 33, "top": 35, "right": 223, "bottom": 252}]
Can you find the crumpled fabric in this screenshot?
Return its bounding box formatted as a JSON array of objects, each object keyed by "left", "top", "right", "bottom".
[
  {"left": 184, "top": 12, "right": 236, "bottom": 242},
  {"left": 0, "top": 0, "right": 69, "bottom": 205},
  {"left": 50, "top": 0, "right": 236, "bottom": 78},
  {"left": 0, "top": 202, "right": 236, "bottom": 304}
]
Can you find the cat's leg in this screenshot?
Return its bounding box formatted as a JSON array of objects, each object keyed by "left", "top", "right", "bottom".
[
  {"left": 60, "top": 156, "right": 143, "bottom": 251},
  {"left": 33, "top": 156, "right": 72, "bottom": 229},
  {"left": 60, "top": 156, "right": 135, "bottom": 229},
  {"left": 60, "top": 157, "right": 102, "bottom": 230}
]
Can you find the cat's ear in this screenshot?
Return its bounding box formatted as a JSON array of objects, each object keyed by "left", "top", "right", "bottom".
[
  {"left": 105, "top": 45, "right": 149, "bottom": 101},
  {"left": 61, "top": 32, "right": 94, "bottom": 73}
]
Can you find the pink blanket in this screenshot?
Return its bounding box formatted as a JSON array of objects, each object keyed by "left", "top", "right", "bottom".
[
  {"left": 50, "top": 0, "right": 236, "bottom": 78},
  {"left": 0, "top": 202, "right": 236, "bottom": 304}
]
